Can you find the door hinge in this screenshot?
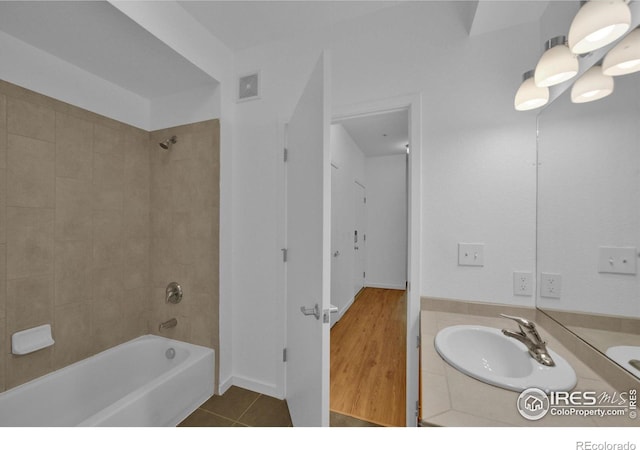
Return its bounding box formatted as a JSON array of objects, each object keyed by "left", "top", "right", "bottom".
[
  {"left": 281, "top": 248, "right": 288, "bottom": 262},
  {"left": 283, "top": 348, "right": 287, "bottom": 362},
  {"left": 363, "top": 233, "right": 366, "bottom": 242},
  {"left": 364, "top": 196, "right": 367, "bottom": 204},
  {"left": 283, "top": 148, "right": 288, "bottom": 162},
  {"left": 363, "top": 271, "right": 366, "bottom": 278}
]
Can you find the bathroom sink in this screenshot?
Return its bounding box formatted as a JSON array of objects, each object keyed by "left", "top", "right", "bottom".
[
  {"left": 434, "top": 325, "right": 577, "bottom": 392},
  {"left": 606, "top": 346, "right": 640, "bottom": 379}
]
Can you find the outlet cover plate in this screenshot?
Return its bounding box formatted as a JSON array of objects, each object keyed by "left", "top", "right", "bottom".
[
  {"left": 540, "top": 273, "right": 562, "bottom": 299},
  {"left": 597, "top": 246, "right": 637, "bottom": 275},
  {"left": 513, "top": 271, "right": 533, "bottom": 296},
  {"left": 458, "top": 243, "right": 484, "bottom": 267}
]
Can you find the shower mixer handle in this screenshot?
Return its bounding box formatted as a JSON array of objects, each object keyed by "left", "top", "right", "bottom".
[{"left": 166, "top": 282, "right": 183, "bottom": 304}]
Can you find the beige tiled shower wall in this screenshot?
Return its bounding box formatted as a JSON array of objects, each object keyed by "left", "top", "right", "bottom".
[
  {"left": 0, "top": 81, "right": 220, "bottom": 394},
  {"left": 0, "top": 80, "right": 153, "bottom": 393},
  {"left": 149, "top": 121, "right": 220, "bottom": 388}
]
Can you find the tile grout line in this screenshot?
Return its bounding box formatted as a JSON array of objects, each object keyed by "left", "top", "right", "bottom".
[
  {"left": 193, "top": 407, "right": 237, "bottom": 425},
  {"left": 235, "top": 393, "right": 263, "bottom": 425}
]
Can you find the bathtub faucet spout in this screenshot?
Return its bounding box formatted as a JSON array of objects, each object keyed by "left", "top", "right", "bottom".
[{"left": 159, "top": 318, "right": 177, "bottom": 331}]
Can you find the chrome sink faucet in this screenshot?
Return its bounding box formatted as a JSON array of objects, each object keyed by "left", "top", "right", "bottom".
[{"left": 500, "top": 314, "right": 555, "bottom": 367}]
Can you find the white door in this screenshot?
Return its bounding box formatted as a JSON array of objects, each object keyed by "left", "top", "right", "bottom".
[
  {"left": 353, "top": 182, "right": 366, "bottom": 296},
  {"left": 330, "top": 165, "right": 341, "bottom": 327},
  {"left": 285, "top": 51, "right": 331, "bottom": 427}
]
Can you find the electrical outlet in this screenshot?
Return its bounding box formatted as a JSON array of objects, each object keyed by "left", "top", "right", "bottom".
[
  {"left": 540, "top": 273, "right": 562, "bottom": 299},
  {"left": 513, "top": 271, "right": 533, "bottom": 296}
]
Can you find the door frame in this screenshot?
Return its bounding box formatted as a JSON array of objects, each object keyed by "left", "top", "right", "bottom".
[
  {"left": 332, "top": 93, "right": 422, "bottom": 427},
  {"left": 275, "top": 92, "right": 422, "bottom": 426}
]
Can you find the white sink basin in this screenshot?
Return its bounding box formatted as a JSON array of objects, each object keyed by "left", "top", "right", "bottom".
[
  {"left": 435, "top": 325, "right": 577, "bottom": 392},
  {"left": 606, "top": 346, "right": 640, "bottom": 379}
]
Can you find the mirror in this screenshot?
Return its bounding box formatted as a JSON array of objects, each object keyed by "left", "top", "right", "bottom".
[{"left": 536, "top": 71, "right": 640, "bottom": 379}]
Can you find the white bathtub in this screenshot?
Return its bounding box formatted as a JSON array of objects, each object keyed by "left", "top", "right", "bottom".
[{"left": 0, "top": 335, "right": 215, "bottom": 426}]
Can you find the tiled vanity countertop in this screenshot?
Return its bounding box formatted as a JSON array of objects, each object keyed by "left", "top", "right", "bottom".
[{"left": 421, "top": 310, "right": 639, "bottom": 427}]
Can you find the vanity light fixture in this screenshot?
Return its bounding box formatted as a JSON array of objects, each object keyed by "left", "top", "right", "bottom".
[
  {"left": 534, "top": 36, "right": 579, "bottom": 87},
  {"left": 571, "top": 64, "right": 614, "bottom": 103},
  {"left": 603, "top": 27, "right": 640, "bottom": 75},
  {"left": 515, "top": 70, "right": 549, "bottom": 111},
  {"left": 568, "top": 0, "right": 631, "bottom": 55}
]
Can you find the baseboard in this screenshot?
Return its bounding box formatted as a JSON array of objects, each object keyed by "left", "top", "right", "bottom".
[
  {"left": 231, "top": 375, "right": 282, "bottom": 399},
  {"left": 365, "top": 282, "right": 406, "bottom": 290},
  {"left": 218, "top": 375, "right": 234, "bottom": 395},
  {"left": 340, "top": 295, "right": 356, "bottom": 317},
  {"left": 331, "top": 295, "right": 357, "bottom": 328}
]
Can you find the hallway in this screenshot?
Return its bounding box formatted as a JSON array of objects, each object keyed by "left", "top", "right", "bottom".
[{"left": 330, "top": 287, "right": 407, "bottom": 427}]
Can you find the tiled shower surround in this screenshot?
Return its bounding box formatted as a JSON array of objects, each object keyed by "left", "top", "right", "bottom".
[{"left": 0, "top": 80, "right": 220, "bottom": 393}]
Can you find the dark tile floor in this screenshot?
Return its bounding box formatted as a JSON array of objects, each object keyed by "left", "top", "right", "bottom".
[
  {"left": 179, "top": 386, "right": 292, "bottom": 427},
  {"left": 179, "top": 386, "right": 381, "bottom": 427}
]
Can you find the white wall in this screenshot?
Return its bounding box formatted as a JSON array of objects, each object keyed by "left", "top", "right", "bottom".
[
  {"left": 422, "top": 122, "right": 537, "bottom": 305},
  {"left": 365, "top": 154, "right": 407, "bottom": 290},
  {"left": 0, "top": 29, "right": 150, "bottom": 129},
  {"left": 149, "top": 84, "right": 220, "bottom": 131},
  {"left": 330, "top": 123, "right": 366, "bottom": 325},
  {"left": 0, "top": 17, "right": 222, "bottom": 134},
  {"left": 231, "top": 1, "right": 541, "bottom": 395},
  {"left": 537, "top": 75, "right": 640, "bottom": 318}
]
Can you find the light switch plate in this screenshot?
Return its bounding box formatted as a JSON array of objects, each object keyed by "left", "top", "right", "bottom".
[
  {"left": 597, "top": 246, "right": 637, "bottom": 275},
  {"left": 540, "top": 273, "right": 562, "bottom": 299},
  {"left": 458, "top": 243, "right": 484, "bottom": 267}
]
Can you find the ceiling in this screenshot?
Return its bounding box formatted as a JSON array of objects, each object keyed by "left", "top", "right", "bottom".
[
  {"left": 178, "top": 1, "right": 402, "bottom": 51},
  {"left": 338, "top": 109, "right": 409, "bottom": 158},
  {"left": 0, "top": 1, "right": 216, "bottom": 99},
  {"left": 0, "top": 1, "right": 550, "bottom": 101},
  {"left": 469, "top": 1, "right": 549, "bottom": 37}
]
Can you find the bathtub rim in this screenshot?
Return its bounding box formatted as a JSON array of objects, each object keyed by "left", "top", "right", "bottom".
[{"left": 0, "top": 334, "right": 215, "bottom": 427}]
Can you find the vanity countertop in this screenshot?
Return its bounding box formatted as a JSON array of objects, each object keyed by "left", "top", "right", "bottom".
[{"left": 421, "top": 310, "right": 639, "bottom": 427}]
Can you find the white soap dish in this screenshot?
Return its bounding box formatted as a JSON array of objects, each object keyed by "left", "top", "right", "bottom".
[{"left": 11, "top": 324, "right": 55, "bottom": 355}]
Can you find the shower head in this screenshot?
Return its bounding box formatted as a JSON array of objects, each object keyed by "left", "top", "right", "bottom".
[{"left": 159, "top": 136, "right": 177, "bottom": 150}]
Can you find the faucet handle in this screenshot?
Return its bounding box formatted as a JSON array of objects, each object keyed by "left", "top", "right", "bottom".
[
  {"left": 500, "top": 313, "right": 546, "bottom": 345},
  {"left": 499, "top": 313, "right": 536, "bottom": 330}
]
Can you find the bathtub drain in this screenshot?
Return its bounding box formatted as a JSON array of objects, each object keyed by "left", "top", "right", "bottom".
[{"left": 165, "top": 348, "right": 176, "bottom": 360}]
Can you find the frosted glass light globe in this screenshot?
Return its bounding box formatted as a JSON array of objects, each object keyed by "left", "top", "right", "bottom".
[
  {"left": 515, "top": 71, "right": 549, "bottom": 111},
  {"left": 534, "top": 37, "right": 578, "bottom": 87},
  {"left": 571, "top": 65, "right": 614, "bottom": 103},
  {"left": 568, "top": 0, "right": 631, "bottom": 54},
  {"left": 603, "top": 27, "right": 640, "bottom": 76}
]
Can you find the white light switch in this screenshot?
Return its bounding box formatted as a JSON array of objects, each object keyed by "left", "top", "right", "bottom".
[
  {"left": 458, "top": 243, "right": 484, "bottom": 267},
  {"left": 597, "top": 246, "right": 637, "bottom": 275}
]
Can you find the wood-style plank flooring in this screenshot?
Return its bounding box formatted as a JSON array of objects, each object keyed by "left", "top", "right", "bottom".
[{"left": 330, "top": 287, "right": 406, "bottom": 427}]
